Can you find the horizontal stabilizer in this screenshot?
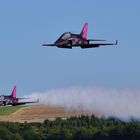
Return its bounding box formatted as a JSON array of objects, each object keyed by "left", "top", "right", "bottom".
[
  {"left": 80, "top": 40, "right": 118, "bottom": 49},
  {"left": 87, "top": 39, "right": 107, "bottom": 41},
  {"left": 17, "top": 98, "right": 30, "bottom": 99}
]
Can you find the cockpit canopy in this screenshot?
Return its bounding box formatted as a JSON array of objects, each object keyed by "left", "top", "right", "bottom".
[
  {"left": 61, "top": 32, "right": 71, "bottom": 40},
  {"left": 55, "top": 32, "right": 72, "bottom": 44},
  {"left": 0, "top": 95, "right": 4, "bottom": 101}
]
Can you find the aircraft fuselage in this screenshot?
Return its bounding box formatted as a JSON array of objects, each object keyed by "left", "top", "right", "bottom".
[{"left": 54, "top": 32, "right": 88, "bottom": 48}]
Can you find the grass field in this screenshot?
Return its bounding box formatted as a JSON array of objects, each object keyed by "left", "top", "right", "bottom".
[
  {"left": 0, "top": 106, "right": 101, "bottom": 123},
  {"left": 0, "top": 106, "right": 24, "bottom": 115},
  {"left": 0, "top": 106, "right": 96, "bottom": 122}
]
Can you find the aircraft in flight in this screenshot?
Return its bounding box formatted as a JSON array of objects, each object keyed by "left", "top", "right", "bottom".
[
  {"left": 0, "top": 85, "right": 39, "bottom": 106},
  {"left": 42, "top": 23, "right": 117, "bottom": 49}
]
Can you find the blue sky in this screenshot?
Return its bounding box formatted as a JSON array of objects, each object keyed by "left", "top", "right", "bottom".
[{"left": 0, "top": 1, "right": 140, "bottom": 95}]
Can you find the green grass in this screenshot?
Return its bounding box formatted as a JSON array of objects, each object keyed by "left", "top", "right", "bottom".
[{"left": 0, "top": 106, "right": 24, "bottom": 116}]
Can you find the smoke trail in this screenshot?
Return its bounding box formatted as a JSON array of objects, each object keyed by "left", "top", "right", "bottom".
[{"left": 25, "top": 86, "right": 140, "bottom": 119}]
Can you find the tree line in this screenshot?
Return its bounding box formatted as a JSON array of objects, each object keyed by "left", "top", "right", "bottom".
[{"left": 0, "top": 115, "right": 140, "bottom": 140}]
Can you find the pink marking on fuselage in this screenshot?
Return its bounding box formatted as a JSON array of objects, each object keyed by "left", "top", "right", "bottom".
[{"left": 12, "top": 98, "right": 18, "bottom": 103}]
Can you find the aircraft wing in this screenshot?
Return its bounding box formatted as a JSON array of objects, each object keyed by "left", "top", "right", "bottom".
[
  {"left": 42, "top": 43, "right": 72, "bottom": 48},
  {"left": 12, "top": 99, "right": 39, "bottom": 106},
  {"left": 80, "top": 40, "right": 118, "bottom": 49},
  {"left": 42, "top": 43, "right": 56, "bottom": 46},
  {"left": 42, "top": 40, "right": 118, "bottom": 48}
]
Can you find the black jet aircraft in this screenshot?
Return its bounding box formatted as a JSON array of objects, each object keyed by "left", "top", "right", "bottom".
[
  {"left": 0, "top": 85, "right": 39, "bottom": 106},
  {"left": 42, "top": 23, "right": 117, "bottom": 49}
]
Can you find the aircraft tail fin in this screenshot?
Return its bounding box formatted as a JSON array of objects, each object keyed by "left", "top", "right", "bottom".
[
  {"left": 11, "top": 85, "right": 16, "bottom": 98},
  {"left": 80, "top": 23, "right": 88, "bottom": 39}
]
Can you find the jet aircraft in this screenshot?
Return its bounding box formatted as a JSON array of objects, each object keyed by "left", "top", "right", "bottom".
[
  {"left": 0, "top": 85, "right": 39, "bottom": 106},
  {"left": 42, "top": 23, "right": 117, "bottom": 49}
]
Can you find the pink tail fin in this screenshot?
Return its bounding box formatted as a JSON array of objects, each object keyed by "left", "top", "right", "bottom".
[
  {"left": 80, "top": 23, "right": 88, "bottom": 39},
  {"left": 11, "top": 85, "right": 16, "bottom": 98}
]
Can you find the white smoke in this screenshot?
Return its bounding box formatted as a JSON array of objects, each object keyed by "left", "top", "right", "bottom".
[{"left": 25, "top": 86, "right": 140, "bottom": 119}]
